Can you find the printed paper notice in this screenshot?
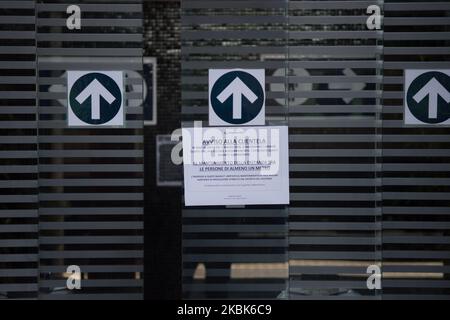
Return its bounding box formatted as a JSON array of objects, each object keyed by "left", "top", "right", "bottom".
[{"left": 182, "top": 126, "right": 289, "bottom": 206}]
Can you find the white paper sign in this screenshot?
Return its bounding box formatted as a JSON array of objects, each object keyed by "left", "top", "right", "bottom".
[{"left": 182, "top": 126, "right": 289, "bottom": 206}]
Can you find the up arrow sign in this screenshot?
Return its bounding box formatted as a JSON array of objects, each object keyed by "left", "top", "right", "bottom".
[
  {"left": 217, "top": 77, "right": 258, "bottom": 119},
  {"left": 413, "top": 77, "right": 450, "bottom": 119},
  {"left": 75, "top": 79, "right": 116, "bottom": 120}
]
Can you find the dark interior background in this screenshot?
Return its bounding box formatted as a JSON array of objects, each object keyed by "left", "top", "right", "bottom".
[{"left": 143, "top": 0, "right": 182, "bottom": 299}]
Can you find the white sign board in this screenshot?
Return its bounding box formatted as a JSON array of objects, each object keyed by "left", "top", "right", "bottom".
[
  {"left": 182, "top": 126, "right": 289, "bottom": 206},
  {"left": 404, "top": 69, "right": 450, "bottom": 125},
  {"left": 209, "top": 69, "right": 265, "bottom": 126},
  {"left": 67, "top": 71, "right": 124, "bottom": 127}
]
